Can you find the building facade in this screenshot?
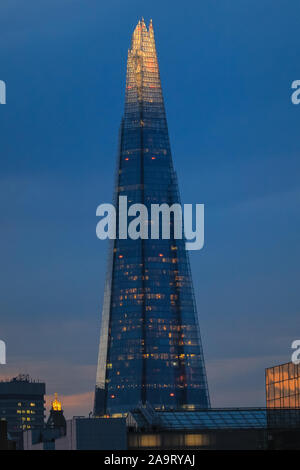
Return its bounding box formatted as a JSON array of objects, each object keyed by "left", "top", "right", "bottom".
[
  {"left": 266, "top": 361, "right": 300, "bottom": 408},
  {"left": 0, "top": 375, "right": 45, "bottom": 446},
  {"left": 54, "top": 417, "right": 127, "bottom": 450},
  {"left": 94, "top": 19, "right": 210, "bottom": 415},
  {"left": 0, "top": 420, "right": 16, "bottom": 450},
  {"left": 23, "top": 394, "right": 67, "bottom": 450},
  {"left": 127, "top": 404, "right": 300, "bottom": 450}
]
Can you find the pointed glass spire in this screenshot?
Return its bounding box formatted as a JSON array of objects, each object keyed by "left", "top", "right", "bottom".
[{"left": 94, "top": 20, "right": 210, "bottom": 416}]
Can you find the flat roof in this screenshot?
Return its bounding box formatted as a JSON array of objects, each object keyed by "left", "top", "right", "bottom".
[{"left": 129, "top": 407, "right": 300, "bottom": 431}]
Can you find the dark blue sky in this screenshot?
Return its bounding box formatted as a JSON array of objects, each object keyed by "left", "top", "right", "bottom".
[{"left": 1, "top": 0, "right": 300, "bottom": 416}]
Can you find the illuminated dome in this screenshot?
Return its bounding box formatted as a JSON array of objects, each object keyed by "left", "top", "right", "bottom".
[{"left": 51, "top": 393, "right": 62, "bottom": 412}]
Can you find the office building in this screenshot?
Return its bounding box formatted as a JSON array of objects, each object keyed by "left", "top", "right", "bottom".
[{"left": 0, "top": 374, "right": 45, "bottom": 446}]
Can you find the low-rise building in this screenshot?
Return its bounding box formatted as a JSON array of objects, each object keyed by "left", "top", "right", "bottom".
[{"left": 54, "top": 416, "right": 127, "bottom": 450}]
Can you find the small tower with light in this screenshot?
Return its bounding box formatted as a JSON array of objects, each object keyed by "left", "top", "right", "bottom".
[{"left": 46, "top": 393, "right": 66, "bottom": 435}]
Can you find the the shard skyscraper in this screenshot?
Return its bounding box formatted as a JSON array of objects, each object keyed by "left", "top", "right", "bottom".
[{"left": 94, "top": 19, "right": 210, "bottom": 415}]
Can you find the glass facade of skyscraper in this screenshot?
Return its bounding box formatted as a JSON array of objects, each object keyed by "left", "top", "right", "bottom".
[
  {"left": 94, "top": 19, "right": 210, "bottom": 415},
  {"left": 266, "top": 362, "right": 300, "bottom": 408}
]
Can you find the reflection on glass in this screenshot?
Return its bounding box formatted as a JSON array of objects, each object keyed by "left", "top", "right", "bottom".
[{"left": 266, "top": 362, "right": 300, "bottom": 409}]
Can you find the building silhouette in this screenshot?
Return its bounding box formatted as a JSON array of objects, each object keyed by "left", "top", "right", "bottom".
[
  {"left": 46, "top": 393, "right": 66, "bottom": 434},
  {"left": 0, "top": 374, "right": 45, "bottom": 448},
  {"left": 23, "top": 393, "right": 66, "bottom": 450},
  {"left": 94, "top": 19, "right": 210, "bottom": 415}
]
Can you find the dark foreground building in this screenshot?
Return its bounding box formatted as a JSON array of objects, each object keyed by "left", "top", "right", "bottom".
[
  {"left": 127, "top": 404, "right": 300, "bottom": 450},
  {"left": 23, "top": 394, "right": 67, "bottom": 450},
  {"left": 54, "top": 417, "right": 127, "bottom": 450},
  {"left": 94, "top": 18, "right": 210, "bottom": 416},
  {"left": 0, "top": 374, "right": 45, "bottom": 447},
  {"left": 0, "top": 420, "right": 16, "bottom": 450}
]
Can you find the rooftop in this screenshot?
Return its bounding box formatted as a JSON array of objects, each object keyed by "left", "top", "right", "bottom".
[{"left": 128, "top": 404, "right": 300, "bottom": 431}]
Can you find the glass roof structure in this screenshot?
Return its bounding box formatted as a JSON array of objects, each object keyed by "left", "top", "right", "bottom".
[
  {"left": 155, "top": 409, "right": 267, "bottom": 429},
  {"left": 129, "top": 407, "right": 300, "bottom": 430}
]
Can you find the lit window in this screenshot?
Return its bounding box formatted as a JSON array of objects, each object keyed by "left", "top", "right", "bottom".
[
  {"left": 185, "top": 434, "right": 209, "bottom": 447},
  {"left": 139, "top": 435, "right": 161, "bottom": 447}
]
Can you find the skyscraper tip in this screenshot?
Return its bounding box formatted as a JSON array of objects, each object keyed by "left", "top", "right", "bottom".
[{"left": 133, "top": 18, "right": 153, "bottom": 33}]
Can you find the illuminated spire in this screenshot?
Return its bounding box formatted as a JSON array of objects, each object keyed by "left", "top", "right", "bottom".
[
  {"left": 125, "top": 19, "right": 162, "bottom": 106},
  {"left": 51, "top": 392, "right": 62, "bottom": 411}
]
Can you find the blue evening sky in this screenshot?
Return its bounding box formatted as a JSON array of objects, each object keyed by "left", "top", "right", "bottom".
[{"left": 0, "top": 0, "right": 300, "bottom": 416}]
